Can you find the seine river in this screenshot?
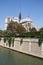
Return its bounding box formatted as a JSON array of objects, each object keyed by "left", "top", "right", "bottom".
[{"left": 0, "top": 46, "right": 43, "bottom": 65}]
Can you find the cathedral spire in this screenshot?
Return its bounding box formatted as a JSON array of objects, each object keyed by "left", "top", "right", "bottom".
[
  {"left": 18, "top": 1, "right": 22, "bottom": 22},
  {"left": 19, "top": 9, "right": 22, "bottom": 22},
  {"left": 19, "top": 11, "right": 21, "bottom": 20}
]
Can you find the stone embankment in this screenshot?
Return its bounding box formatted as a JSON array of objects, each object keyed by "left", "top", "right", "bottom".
[{"left": 0, "top": 38, "right": 43, "bottom": 59}]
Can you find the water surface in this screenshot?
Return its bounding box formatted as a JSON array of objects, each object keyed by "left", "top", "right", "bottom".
[{"left": 0, "top": 46, "right": 43, "bottom": 65}]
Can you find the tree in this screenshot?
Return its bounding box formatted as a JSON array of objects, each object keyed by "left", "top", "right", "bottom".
[
  {"left": 39, "top": 27, "right": 43, "bottom": 32},
  {"left": 7, "top": 20, "right": 26, "bottom": 33},
  {"left": 16, "top": 24, "right": 26, "bottom": 33},
  {"left": 0, "top": 30, "right": 3, "bottom": 37},
  {"left": 29, "top": 27, "right": 37, "bottom": 32},
  {"left": 38, "top": 32, "right": 43, "bottom": 46},
  {"left": 7, "top": 21, "right": 17, "bottom": 32},
  {"left": 29, "top": 27, "right": 37, "bottom": 38}
]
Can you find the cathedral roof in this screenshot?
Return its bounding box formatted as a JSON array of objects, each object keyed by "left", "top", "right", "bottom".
[
  {"left": 13, "top": 17, "right": 19, "bottom": 20},
  {"left": 20, "top": 17, "right": 32, "bottom": 23},
  {"left": 12, "top": 17, "right": 19, "bottom": 23}
]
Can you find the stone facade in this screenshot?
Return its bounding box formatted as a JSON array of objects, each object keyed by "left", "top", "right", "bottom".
[{"left": 5, "top": 16, "right": 40, "bottom": 32}]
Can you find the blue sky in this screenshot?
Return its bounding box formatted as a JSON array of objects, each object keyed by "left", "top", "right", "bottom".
[{"left": 0, "top": 0, "right": 43, "bottom": 30}]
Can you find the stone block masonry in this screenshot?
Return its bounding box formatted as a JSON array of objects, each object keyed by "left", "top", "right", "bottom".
[{"left": 0, "top": 38, "right": 43, "bottom": 58}]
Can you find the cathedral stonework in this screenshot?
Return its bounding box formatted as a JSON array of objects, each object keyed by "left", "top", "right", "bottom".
[{"left": 5, "top": 13, "right": 40, "bottom": 31}]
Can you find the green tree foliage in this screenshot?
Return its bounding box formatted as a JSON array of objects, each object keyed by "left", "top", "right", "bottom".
[
  {"left": 39, "top": 27, "right": 43, "bottom": 32},
  {"left": 29, "top": 27, "right": 37, "bottom": 32},
  {"left": 0, "top": 27, "right": 43, "bottom": 47},
  {"left": 38, "top": 32, "right": 43, "bottom": 46},
  {"left": 0, "top": 37, "right": 1, "bottom": 41},
  {"left": 0, "top": 30, "right": 3, "bottom": 37},
  {"left": 3, "top": 37, "right": 7, "bottom": 43},
  {"left": 20, "top": 38, "right": 23, "bottom": 45},
  {"left": 8, "top": 37, "right": 12, "bottom": 47},
  {"left": 12, "top": 37, "right": 15, "bottom": 47},
  {"left": 3, "top": 30, "right": 16, "bottom": 37}
]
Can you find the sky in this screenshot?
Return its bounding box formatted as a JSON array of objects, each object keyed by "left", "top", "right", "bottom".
[{"left": 0, "top": 0, "right": 43, "bottom": 30}]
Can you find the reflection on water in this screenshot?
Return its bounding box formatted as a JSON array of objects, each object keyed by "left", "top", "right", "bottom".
[{"left": 0, "top": 46, "right": 43, "bottom": 65}]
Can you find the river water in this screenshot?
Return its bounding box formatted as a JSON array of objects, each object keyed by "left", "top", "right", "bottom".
[{"left": 0, "top": 46, "right": 43, "bottom": 65}]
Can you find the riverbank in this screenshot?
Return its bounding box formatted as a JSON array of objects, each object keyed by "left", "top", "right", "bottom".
[
  {"left": 0, "top": 46, "right": 43, "bottom": 65},
  {"left": 0, "top": 44, "right": 43, "bottom": 59},
  {"left": 0, "top": 38, "right": 43, "bottom": 59}
]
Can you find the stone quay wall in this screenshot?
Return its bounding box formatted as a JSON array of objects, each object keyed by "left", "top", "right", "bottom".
[{"left": 0, "top": 38, "right": 43, "bottom": 58}]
